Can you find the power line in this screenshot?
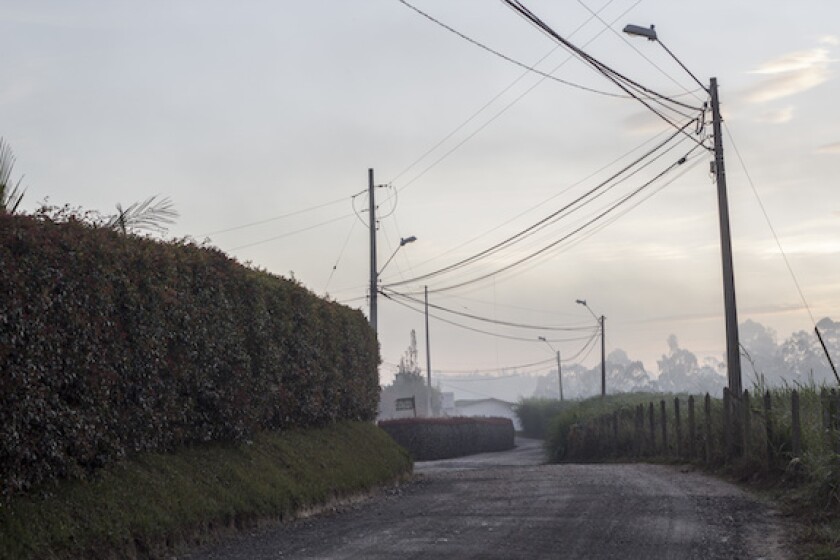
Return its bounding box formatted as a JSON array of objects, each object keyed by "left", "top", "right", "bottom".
[
  {"left": 397, "top": 0, "right": 635, "bottom": 100},
  {"left": 199, "top": 196, "right": 349, "bottom": 237},
  {"left": 421, "top": 149, "right": 697, "bottom": 294},
  {"left": 384, "top": 121, "right": 694, "bottom": 287},
  {"left": 575, "top": 0, "right": 705, "bottom": 104},
  {"left": 502, "top": 0, "right": 707, "bottom": 147},
  {"left": 382, "top": 292, "right": 598, "bottom": 343},
  {"left": 389, "top": 124, "right": 686, "bottom": 277},
  {"left": 724, "top": 122, "right": 818, "bottom": 328},
  {"left": 232, "top": 213, "right": 354, "bottom": 251},
  {"left": 388, "top": 143, "right": 701, "bottom": 293},
  {"left": 382, "top": 288, "right": 595, "bottom": 331}
]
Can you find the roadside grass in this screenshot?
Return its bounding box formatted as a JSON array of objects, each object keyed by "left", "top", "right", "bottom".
[
  {"left": 525, "top": 389, "right": 840, "bottom": 559},
  {"left": 0, "top": 421, "right": 412, "bottom": 560}
]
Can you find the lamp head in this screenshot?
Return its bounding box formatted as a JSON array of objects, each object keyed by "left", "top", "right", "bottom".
[
  {"left": 400, "top": 235, "right": 417, "bottom": 246},
  {"left": 538, "top": 336, "right": 547, "bottom": 342},
  {"left": 623, "top": 24, "right": 657, "bottom": 41},
  {"left": 575, "top": 299, "right": 587, "bottom": 306}
]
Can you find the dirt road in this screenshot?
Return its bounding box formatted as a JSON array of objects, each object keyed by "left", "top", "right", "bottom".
[{"left": 183, "top": 438, "right": 791, "bottom": 559}]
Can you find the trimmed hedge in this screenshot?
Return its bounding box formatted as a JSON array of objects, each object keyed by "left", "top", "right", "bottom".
[
  {"left": 0, "top": 214, "right": 379, "bottom": 499},
  {"left": 378, "top": 417, "right": 514, "bottom": 460}
]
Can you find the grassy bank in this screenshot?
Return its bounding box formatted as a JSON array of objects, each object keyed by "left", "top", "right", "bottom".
[
  {"left": 527, "top": 390, "right": 840, "bottom": 558},
  {"left": 0, "top": 421, "right": 412, "bottom": 560}
]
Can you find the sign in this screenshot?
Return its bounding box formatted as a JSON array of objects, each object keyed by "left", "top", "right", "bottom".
[{"left": 395, "top": 397, "right": 416, "bottom": 412}]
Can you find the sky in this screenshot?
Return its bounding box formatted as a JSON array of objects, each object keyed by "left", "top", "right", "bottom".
[{"left": 2, "top": 1, "right": 839, "bottom": 391}]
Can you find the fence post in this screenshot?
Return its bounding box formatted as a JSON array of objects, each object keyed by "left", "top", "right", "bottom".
[
  {"left": 791, "top": 390, "right": 801, "bottom": 458},
  {"left": 763, "top": 391, "right": 774, "bottom": 467},
  {"left": 613, "top": 410, "right": 619, "bottom": 454},
  {"left": 660, "top": 400, "right": 668, "bottom": 455},
  {"left": 723, "top": 388, "right": 732, "bottom": 461},
  {"left": 674, "top": 397, "right": 682, "bottom": 458},
  {"left": 688, "top": 395, "right": 696, "bottom": 459},
  {"left": 831, "top": 389, "right": 840, "bottom": 454},
  {"left": 742, "top": 390, "right": 752, "bottom": 459},
  {"left": 637, "top": 405, "right": 645, "bottom": 456},
  {"left": 704, "top": 393, "right": 712, "bottom": 463},
  {"left": 648, "top": 402, "right": 656, "bottom": 455}
]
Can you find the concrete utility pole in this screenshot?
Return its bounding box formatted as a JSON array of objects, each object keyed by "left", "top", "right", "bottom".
[
  {"left": 600, "top": 315, "right": 606, "bottom": 398},
  {"left": 710, "top": 77, "right": 742, "bottom": 396},
  {"left": 425, "top": 285, "right": 433, "bottom": 416},
  {"left": 623, "top": 25, "right": 743, "bottom": 395},
  {"left": 368, "top": 168, "right": 378, "bottom": 334},
  {"left": 555, "top": 350, "right": 563, "bottom": 401}
]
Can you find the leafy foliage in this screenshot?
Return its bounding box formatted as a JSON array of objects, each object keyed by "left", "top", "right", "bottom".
[
  {"left": 0, "top": 138, "right": 26, "bottom": 214},
  {"left": 0, "top": 213, "right": 380, "bottom": 499},
  {"left": 514, "top": 398, "right": 571, "bottom": 438},
  {"left": 378, "top": 417, "right": 514, "bottom": 460}
]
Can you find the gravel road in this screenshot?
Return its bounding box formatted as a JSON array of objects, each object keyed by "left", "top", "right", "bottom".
[{"left": 183, "top": 438, "right": 791, "bottom": 559}]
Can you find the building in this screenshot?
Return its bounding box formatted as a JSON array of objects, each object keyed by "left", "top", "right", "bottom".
[{"left": 455, "top": 398, "right": 522, "bottom": 431}]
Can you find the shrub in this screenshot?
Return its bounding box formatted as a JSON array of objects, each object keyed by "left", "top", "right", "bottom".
[
  {"left": 378, "top": 417, "right": 514, "bottom": 460},
  {"left": 514, "top": 398, "right": 571, "bottom": 438},
  {"left": 0, "top": 214, "right": 379, "bottom": 499}
]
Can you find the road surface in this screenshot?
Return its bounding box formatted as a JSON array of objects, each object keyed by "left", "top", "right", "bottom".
[{"left": 183, "top": 438, "right": 791, "bottom": 559}]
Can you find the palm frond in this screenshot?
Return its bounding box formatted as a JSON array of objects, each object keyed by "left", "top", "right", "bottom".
[
  {"left": 107, "top": 195, "right": 179, "bottom": 235},
  {"left": 0, "top": 138, "right": 26, "bottom": 214}
]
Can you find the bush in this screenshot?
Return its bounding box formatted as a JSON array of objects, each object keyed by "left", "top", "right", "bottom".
[
  {"left": 378, "top": 417, "right": 514, "bottom": 460},
  {"left": 514, "top": 398, "right": 570, "bottom": 438},
  {"left": 0, "top": 214, "right": 380, "bottom": 499}
]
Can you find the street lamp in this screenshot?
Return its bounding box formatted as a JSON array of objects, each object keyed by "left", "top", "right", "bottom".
[
  {"left": 577, "top": 299, "right": 606, "bottom": 398},
  {"left": 538, "top": 336, "right": 563, "bottom": 401},
  {"left": 623, "top": 23, "right": 742, "bottom": 395}
]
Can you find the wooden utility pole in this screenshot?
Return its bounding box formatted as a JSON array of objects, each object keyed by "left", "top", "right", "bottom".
[
  {"left": 600, "top": 315, "right": 606, "bottom": 397},
  {"left": 555, "top": 350, "right": 563, "bottom": 401},
  {"left": 368, "top": 168, "right": 378, "bottom": 334},
  {"left": 425, "top": 285, "right": 433, "bottom": 416}
]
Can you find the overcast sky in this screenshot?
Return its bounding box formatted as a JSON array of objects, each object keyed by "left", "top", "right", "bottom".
[{"left": 3, "top": 1, "right": 839, "bottom": 389}]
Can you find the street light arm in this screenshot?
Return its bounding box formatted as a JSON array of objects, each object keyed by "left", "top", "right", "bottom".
[
  {"left": 655, "top": 39, "right": 708, "bottom": 93},
  {"left": 623, "top": 23, "right": 708, "bottom": 93},
  {"left": 378, "top": 236, "right": 417, "bottom": 277},
  {"left": 576, "top": 299, "right": 600, "bottom": 322}
]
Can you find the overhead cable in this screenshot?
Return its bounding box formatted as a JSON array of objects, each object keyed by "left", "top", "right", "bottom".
[
  {"left": 381, "top": 291, "right": 598, "bottom": 343},
  {"left": 381, "top": 288, "right": 596, "bottom": 331},
  {"left": 414, "top": 149, "right": 700, "bottom": 293}
]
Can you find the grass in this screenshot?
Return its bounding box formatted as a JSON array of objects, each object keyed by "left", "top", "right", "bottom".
[
  {"left": 528, "top": 389, "right": 840, "bottom": 559},
  {"left": 0, "top": 421, "right": 412, "bottom": 560}
]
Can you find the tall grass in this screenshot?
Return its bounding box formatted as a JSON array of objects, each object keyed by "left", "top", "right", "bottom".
[{"left": 541, "top": 386, "right": 840, "bottom": 512}]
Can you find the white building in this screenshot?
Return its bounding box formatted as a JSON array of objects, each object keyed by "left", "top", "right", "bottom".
[{"left": 455, "top": 398, "right": 522, "bottom": 431}]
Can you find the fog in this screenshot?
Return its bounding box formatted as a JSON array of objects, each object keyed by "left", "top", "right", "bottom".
[{"left": 413, "top": 317, "right": 840, "bottom": 403}]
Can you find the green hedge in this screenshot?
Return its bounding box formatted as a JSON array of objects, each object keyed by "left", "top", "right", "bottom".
[
  {"left": 0, "top": 214, "right": 379, "bottom": 499},
  {"left": 514, "top": 398, "right": 571, "bottom": 439},
  {"left": 378, "top": 417, "right": 514, "bottom": 460}
]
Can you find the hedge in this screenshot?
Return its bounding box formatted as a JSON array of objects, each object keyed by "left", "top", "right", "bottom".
[
  {"left": 378, "top": 417, "right": 514, "bottom": 460},
  {"left": 0, "top": 213, "right": 380, "bottom": 499}
]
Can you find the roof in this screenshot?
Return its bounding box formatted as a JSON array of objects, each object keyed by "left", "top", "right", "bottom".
[{"left": 454, "top": 398, "right": 515, "bottom": 408}]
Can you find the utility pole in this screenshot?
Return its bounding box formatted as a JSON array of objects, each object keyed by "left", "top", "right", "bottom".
[
  {"left": 368, "top": 168, "right": 378, "bottom": 334},
  {"left": 555, "top": 350, "right": 563, "bottom": 401},
  {"left": 710, "top": 78, "right": 742, "bottom": 396},
  {"left": 600, "top": 315, "right": 606, "bottom": 398},
  {"left": 425, "top": 285, "right": 433, "bottom": 416}
]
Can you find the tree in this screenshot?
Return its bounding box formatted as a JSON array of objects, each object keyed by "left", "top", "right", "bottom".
[{"left": 656, "top": 335, "right": 725, "bottom": 394}]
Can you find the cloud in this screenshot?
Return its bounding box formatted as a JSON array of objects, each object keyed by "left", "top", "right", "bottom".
[
  {"left": 755, "top": 106, "right": 794, "bottom": 124},
  {"left": 818, "top": 142, "right": 840, "bottom": 154},
  {"left": 821, "top": 35, "right": 840, "bottom": 46},
  {"left": 743, "top": 45, "right": 834, "bottom": 103}
]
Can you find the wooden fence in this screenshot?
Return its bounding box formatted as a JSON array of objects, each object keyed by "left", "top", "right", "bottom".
[{"left": 565, "top": 388, "right": 840, "bottom": 466}]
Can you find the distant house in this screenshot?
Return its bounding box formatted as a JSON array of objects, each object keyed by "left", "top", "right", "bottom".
[{"left": 455, "top": 398, "right": 522, "bottom": 431}]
